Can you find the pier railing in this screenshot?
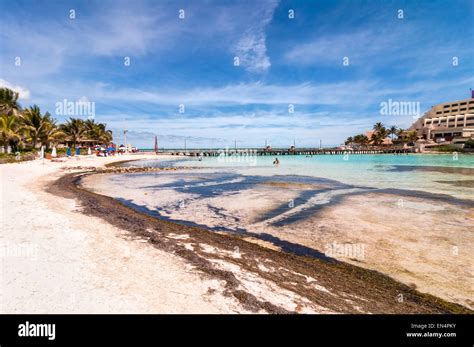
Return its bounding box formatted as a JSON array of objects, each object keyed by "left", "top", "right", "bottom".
[{"left": 160, "top": 146, "right": 412, "bottom": 157}]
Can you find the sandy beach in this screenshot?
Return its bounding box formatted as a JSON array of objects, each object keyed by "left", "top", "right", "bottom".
[
  {"left": 0, "top": 154, "right": 247, "bottom": 313},
  {"left": 1, "top": 154, "right": 471, "bottom": 314}
]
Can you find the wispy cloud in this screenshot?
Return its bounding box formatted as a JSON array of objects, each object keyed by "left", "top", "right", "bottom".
[
  {"left": 35, "top": 74, "right": 474, "bottom": 111},
  {"left": 285, "top": 29, "right": 395, "bottom": 66},
  {"left": 232, "top": 0, "right": 279, "bottom": 73},
  {"left": 99, "top": 109, "right": 377, "bottom": 148},
  {"left": 0, "top": 2, "right": 180, "bottom": 78},
  {"left": 81, "top": 80, "right": 380, "bottom": 107},
  {"left": 80, "top": 8, "right": 169, "bottom": 56},
  {"left": 284, "top": 11, "right": 474, "bottom": 79}
]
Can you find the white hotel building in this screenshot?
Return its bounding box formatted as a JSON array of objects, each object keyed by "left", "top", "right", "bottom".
[{"left": 410, "top": 97, "right": 474, "bottom": 146}]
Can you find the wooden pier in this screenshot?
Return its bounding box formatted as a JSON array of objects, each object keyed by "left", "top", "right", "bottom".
[{"left": 162, "top": 147, "right": 412, "bottom": 157}]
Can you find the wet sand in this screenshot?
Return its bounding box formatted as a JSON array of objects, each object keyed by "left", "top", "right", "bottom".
[
  {"left": 82, "top": 168, "right": 474, "bottom": 310},
  {"left": 259, "top": 192, "right": 474, "bottom": 310}
]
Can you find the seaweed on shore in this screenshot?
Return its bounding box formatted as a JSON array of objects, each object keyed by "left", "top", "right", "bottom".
[{"left": 48, "top": 167, "right": 473, "bottom": 314}]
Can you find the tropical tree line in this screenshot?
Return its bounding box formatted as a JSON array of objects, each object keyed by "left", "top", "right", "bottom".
[
  {"left": 345, "top": 122, "right": 418, "bottom": 147},
  {"left": 0, "top": 87, "right": 112, "bottom": 153}
]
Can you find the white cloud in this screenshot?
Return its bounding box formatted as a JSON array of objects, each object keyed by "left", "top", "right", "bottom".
[
  {"left": 0, "top": 79, "right": 31, "bottom": 100},
  {"left": 99, "top": 108, "right": 381, "bottom": 148},
  {"left": 98, "top": 80, "right": 380, "bottom": 107},
  {"left": 285, "top": 29, "right": 397, "bottom": 66},
  {"left": 24, "top": 74, "right": 474, "bottom": 117},
  {"left": 24, "top": 78, "right": 378, "bottom": 108},
  {"left": 82, "top": 8, "right": 173, "bottom": 57},
  {"left": 235, "top": 32, "right": 271, "bottom": 73},
  {"left": 232, "top": 0, "right": 279, "bottom": 73},
  {"left": 0, "top": 3, "right": 179, "bottom": 79}
]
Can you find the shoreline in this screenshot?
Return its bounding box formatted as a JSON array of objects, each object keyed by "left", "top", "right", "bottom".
[
  {"left": 1, "top": 155, "right": 247, "bottom": 313},
  {"left": 48, "top": 159, "right": 471, "bottom": 313},
  {"left": 1, "top": 154, "right": 472, "bottom": 313},
  {"left": 2, "top": 149, "right": 472, "bottom": 166}
]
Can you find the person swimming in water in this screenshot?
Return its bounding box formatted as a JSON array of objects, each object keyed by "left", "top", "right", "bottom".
[{"left": 273, "top": 157, "right": 280, "bottom": 166}]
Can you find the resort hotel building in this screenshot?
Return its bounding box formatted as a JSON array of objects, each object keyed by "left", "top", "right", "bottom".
[{"left": 410, "top": 93, "right": 474, "bottom": 148}]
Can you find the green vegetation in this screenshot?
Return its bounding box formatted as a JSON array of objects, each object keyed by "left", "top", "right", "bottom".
[
  {"left": 0, "top": 114, "right": 22, "bottom": 153},
  {"left": 344, "top": 122, "right": 421, "bottom": 148},
  {"left": 0, "top": 87, "right": 113, "bottom": 160},
  {"left": 0, "top": 87, "right": 21, "bottom": 116},
  {"left": 345, "top": 122, "right": 412, "bottom": 147},
  {"left": 431, "top": 145, "right": 462, "bottom": 153},
  {"left": 345, "top": 134, "right": 369, "bottom": 146},
  {"left": 464, "top": 139, "right": 474, "bottom": 149},
  {"left": 0, "top": 148, "right": 36, "bottom": 163},
  {"left": 371, "top": 122, "right": 387, "bottom": 145}
]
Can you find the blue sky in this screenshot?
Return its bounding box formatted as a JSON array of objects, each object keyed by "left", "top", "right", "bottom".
[{"left": 1, "top": 0, "right": 473, "bottom": 148}]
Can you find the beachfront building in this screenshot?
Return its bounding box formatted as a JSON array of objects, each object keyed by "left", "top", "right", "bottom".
[
  {"left": 410, "top": 95, "right": 474, "bottom": 149},
  {"left": 365, "top": 131, "right": 393, "bottom": 145}
]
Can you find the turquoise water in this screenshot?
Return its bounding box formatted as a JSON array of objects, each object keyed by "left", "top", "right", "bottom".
[{"left": 127, "top": 154, "right": 474, "bottom": 200}]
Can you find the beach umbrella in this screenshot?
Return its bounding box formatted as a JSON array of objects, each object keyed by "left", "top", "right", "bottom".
[
  {"left": 51, "top": 146, "right": 57, "bottom": 158},
  {"left": 87, "top": 147, "right": 92, "bottom": 155}
]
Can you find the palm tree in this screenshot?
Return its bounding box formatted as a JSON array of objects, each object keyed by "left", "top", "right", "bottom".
[
  {"left": 345, "top": 136, "right": 353, "bottom": 146},
  {"left": 0, "top": 114, "right": 22, "bottom": 153},
  {"left": 373, "top": 122, "right": 386, "bottom": 134},
  {"left": 93, "top": 123, "right": 113, "bottom": 144},
  {"left": 353, "top": 134, "right": 369, "bottom": 146},
  {"left": 84, "top": 119, "right": 113, "bottom": 145},
  {"left": 371, "top": 122, "right": 388, "bottom": 145},
  {"left": 370, "top": 132, "right": 384, "bottom": 146},
  {"left": 394, "top": 128, "right": 405, "bottom": 143},
  {"left": 406, "top": 130, "right": 418, "bottom": 144},
  {"left": 84, "top": 119, "right": 97, "bottom": 135},
  {"left": 388, "top": 125, "right": 398, "bottom": 141},
  {"left": 22, "top": 105, "right": 51, "bottom": 149},
  {"left": 0, "top": 88, "right": 21, "bottom": 116},
  {"left": 40, "top": 118, "right": 65, "bottom": 149},
  {"left": 61, "top": 118, "right": 85, "bottom": 149}
]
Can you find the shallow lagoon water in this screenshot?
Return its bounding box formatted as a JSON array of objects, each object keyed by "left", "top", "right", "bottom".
[
  {"left": 83, "top": 153, "right": 474, "bottom": 308},
  {"left": 124, "top": 153, "right": 474, "bottom": 200}
]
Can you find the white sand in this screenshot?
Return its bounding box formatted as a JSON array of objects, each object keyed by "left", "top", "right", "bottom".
[{"left": 0, "top": 154, "right": 246, "bottom": 313}]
